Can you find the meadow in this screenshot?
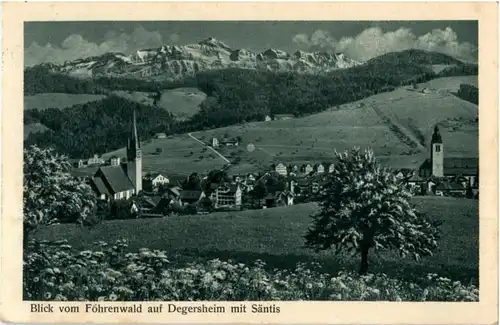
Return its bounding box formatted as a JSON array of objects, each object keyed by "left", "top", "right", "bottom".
[
  {"left": 35, "top": 196, "right": 478, "bottom": 285},
  {"left": 190, "top": 77, "right": 478, "bottom": 175},
  {"left": 111, "top": 87, "right": 205, "bottom": 121},
  {"left": 24, "top": 93, "right": 106, "bottom": 110},
  {"left": 100, "top": 134, "right": 226, "bottom": 178}
]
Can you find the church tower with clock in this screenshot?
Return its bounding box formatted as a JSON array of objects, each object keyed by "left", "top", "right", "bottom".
[{"left": 126, "top": 108, "right": 143, "bottom": 193}]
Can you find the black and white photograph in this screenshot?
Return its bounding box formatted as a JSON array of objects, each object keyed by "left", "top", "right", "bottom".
[{"left": 20, "top": 18, "right": 481, "bottom": 304}]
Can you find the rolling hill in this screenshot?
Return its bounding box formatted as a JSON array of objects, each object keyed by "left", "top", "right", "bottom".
[{"left": 63, "top": 75, "right": 477, "bottom": 179}]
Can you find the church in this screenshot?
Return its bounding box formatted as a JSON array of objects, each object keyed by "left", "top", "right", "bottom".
[
  {"left": 90, "top": 109, "right": 143, "bottom": 201},
  {"left": 418, "top": 125, "right": 479, "bottom": 191}
]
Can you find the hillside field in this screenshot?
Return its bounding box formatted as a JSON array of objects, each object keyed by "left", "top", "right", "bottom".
[
  {"left": 24, "top": 93, "right": 106, "bottom": 110},
  {"left": 36, "top": 196, "right": 479, "bottom": 284},
  {"left": 100, "top": 134, "right": 227, "bottom": 178},
  {"left": 192, "top": 76, "right": 478, "bottom": 175},
  {"left": 112, "top": 87, "right": 206, "bottom": 121}
]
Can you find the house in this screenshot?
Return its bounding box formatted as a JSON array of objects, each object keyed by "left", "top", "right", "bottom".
[
  {"left": 212, "top": 137, "right": 219, "bottom": 148},
  {"left": 315, "top": 163, "right": 325, "bottom": 174},
  {"left": 88, "top": 154, "right": 105, "bottom": 166},
  {"left": 220, "top": 139, "right": 239, "bottom": 147},
  {"left": 155, "top": 133, "right": 167, "bottom": 139},
  {"left": 210, "top": 183, "right": 242, "bottom": 209},
  {"left": 109, "top": 156, "right": 121, "bottom": 167},
  {"left": 435, "top": 181, "right": 467, "bottom": 196},
  {"left": 287, "top": 164, "right": 299, "bottom": 175},
  {"left": 90, "top": 109, "right": 143, "bottom": 200},
  {"left": 70, "top": 159, "right": 86, "bottom": 168},
  {"left": 134, "top": 195, "right": 162, "bottom": 213},
  {"left": 264, "top": 115, "right": 272, "bottom": 122},
  {"left": 180, "top": 190, "right": 205, "bottom": 206},
  {"left": 143, "top": 172, "right": 170, "bottom": 191},
  {"left": 277, "top": 190, "right": 294, "bottom": 206},
  {"left": 418, "top": 125, "right": 479, "bottom": 187},
  {"left": 300, "top": 164, "right": 314, "bottom": 175},
  {"left": 273, "top": 114, "right": 294, "bottom": 121},
  {"left": 328, "top": 163, "right": 335, "bottom": 173},
  {"left": 161, "top": 185, "right": 182, "bottom": 200},
  {"left": 274, "top": 163, "right": 288, "bottom": 176}
]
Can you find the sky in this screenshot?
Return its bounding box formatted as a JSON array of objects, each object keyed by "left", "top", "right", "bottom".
[{"left": 24, "top": 21, "right": 478, "bottom": 66}]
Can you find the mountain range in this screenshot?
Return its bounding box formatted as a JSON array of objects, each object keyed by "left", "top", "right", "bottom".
[{"left": 35, "top": 37, "right": 362, "bottom": 81}]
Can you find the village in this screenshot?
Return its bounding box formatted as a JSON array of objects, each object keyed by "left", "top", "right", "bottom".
[{"left": 71, "top": 110, "right": 479, "bottom": 220}]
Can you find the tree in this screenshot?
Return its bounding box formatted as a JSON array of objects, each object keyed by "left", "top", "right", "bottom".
[
  {"left": 23, "top": 145, "right": 97, "bottom": 246},
  {"left": 250, "top": 182, "right": 268, "bottom": 205},
  {"left": 183, "top": 173, "right": 202, "bottom": 190},
  {"left": 304, "top": 147, "right": 441, "bottom": 274}
]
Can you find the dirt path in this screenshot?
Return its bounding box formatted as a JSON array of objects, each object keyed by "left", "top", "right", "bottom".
[{"left": 187, "top": 133, "right": 231, "bottom": 165}]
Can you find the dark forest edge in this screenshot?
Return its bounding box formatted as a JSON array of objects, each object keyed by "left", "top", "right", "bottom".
[{"left": 24, "top": 49, "right": 479, "bottom": 158}]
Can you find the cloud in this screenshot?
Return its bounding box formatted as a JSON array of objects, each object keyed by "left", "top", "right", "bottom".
[
  {"left": 292, "top": 26, "right": 477, "bottom": 62},
  {"left": 25, "top": 26, "right": 179, "bottom": 67}
]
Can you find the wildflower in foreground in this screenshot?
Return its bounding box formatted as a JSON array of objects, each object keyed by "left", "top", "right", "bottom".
[{"left": 23, "top": 239, "right": 479, "bottom": 302}]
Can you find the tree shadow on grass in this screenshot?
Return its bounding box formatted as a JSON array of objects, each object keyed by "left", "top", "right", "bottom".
[{"left": 171, "top": 248, "right": 478, "bottom": 286}]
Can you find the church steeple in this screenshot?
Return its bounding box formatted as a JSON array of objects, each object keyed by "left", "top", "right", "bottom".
[
  {"left": 430, "top": 124, "right": 444, "bottom": 177},
  {"left": 127, "top": 108, "right": 140, "bottom": 158},
  {"left": 431, "top": 125, "right": 442, "bottom": 144},
  {"left": 125, "top": 108, "right": 142, "bottom": 193}
]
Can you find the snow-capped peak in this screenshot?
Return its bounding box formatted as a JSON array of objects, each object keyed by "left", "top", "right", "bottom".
[
  {"left": 198, "top": 37, "right": 232, "bottom": 51},
  {"left": 36, "top": 38, "right": 362, "bottom": 80}
]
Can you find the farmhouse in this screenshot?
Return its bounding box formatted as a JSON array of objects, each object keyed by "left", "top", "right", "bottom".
[
  {"left": 220, "top": 139, "right": 239, "bottom": 147},
  {"left": 155, "top": 133, "right": 167, "bottom": 139},
  {"left": 143, "top": 172, "right": 170, "bottom": 192},
  {"left": 264, "top": 115, "right": 272, "bottom": 122},
  {"left": 210, "top": 183, "right": 242, "bottom": 209},
  {"left": 91, "top": 109, "right": 143, "bottom": 201},
  {"left": 273, "top": 163, "right": 288, "bottom": 176},
  {"left": 418, "top": 125, "right": 479, "bottom": 188},
  {"left": 87, "top": 154, "right": 105, "bottom": 166}
]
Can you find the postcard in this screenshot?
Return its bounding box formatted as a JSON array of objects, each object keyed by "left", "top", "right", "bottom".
[{"left": 1, "top": 1, "right": 498, "bottom": 324}]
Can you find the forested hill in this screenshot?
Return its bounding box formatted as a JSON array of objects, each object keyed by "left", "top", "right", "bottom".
[
  {"left": 24, "top": 96, "right": 184, "bottom": 158},
  {"left": 24, "top": 49, "right": 478, "bottom": 158}
]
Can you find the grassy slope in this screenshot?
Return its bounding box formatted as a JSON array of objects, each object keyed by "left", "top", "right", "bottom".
[
  {"left": 158, "top": 88, "right": 206, "bottom": 121},
  {"left": 24, "top": 93, "right": 106, "bottom": 110},
  {"left": 111, "top": 87, "right": 205, "bottom": 121},
  {"left": 36, "top": 197, "right": 478, "bottom": 283},
  {"left": 100, "top": 134, "right": 227, "bottom": 178},
  {"left": 192, "top": 76, "right": 478, "bottom": 175}
]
